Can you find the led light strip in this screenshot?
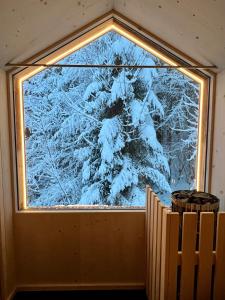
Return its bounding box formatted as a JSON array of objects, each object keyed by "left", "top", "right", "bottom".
[{"left": 15, "top": 19, "right": 207, "bottom": 208}]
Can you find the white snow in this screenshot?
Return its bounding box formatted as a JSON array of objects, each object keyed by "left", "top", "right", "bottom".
[{"left": 23, "top": 31, "right": 200, "bottom": 208}]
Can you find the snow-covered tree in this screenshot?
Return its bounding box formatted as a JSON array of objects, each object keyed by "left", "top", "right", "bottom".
[
  {"left": 23, "top": 31, "right": 199, "bottom": 207},
  {"left": 153, "top": 68, "right": 199, "bottom": 190},
  {"left": 24, "top": 50, "right": 92, "bottom": 205},
  {"left": 75, "top": 33, "right": 171, "bottom": 206}
]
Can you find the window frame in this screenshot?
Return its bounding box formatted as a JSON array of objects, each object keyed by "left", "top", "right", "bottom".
[{"left": 7, "top": 11, "right": 216, "bottom": 211}]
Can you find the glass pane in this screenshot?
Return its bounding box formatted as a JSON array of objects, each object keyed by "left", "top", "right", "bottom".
[{"left": 23, "top": 31, "right": 200, "bottom": 208}]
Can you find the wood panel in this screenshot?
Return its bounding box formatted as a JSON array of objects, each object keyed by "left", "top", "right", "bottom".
[
  {"left": 180, "top": 213, "right": 197, "bottom": 300},
  {"left": 0, "top": 135, "right": 6, "bottom": 300},
  {"left": 197, "top": 213, "right": 214, "bottom": 300},
  {"left": 0, "top": 69, "right": 16, "bottom": 300},
  {"left": 210, "top": 70, "right": 225, "bottom": 200},
  {"left": 145, "top": 186, "right": 151, "bottom": 297},
  {"left": 151, "top": 195, "right": 158, "bottom": 300},
  {"left": 155, "top": 201, "right": 163, "bottom": 300},
  {"left": 146, "top": 189, "right": 164, "bottom": 300},
  {"left": 148, "top": 190, "right": 154, "bottom": 296},
  {"left": 14, "top": 211, "right": 145, "bottom": 287},
  {"left": 213, "top": 213, "right": 225, "bottom": 300},
  {"left": 146, "top": 191, "right": 225, "bottom": 300},
  {"left": 160, "top": 210, "right": 179, "bottom": 300}
]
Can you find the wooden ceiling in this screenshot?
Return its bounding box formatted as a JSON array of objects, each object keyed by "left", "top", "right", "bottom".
[{"left": 0, "top": 0, "right": 224, "bottom": 72}]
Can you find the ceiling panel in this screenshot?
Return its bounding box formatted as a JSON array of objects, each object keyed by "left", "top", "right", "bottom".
[{"left": 0, "top": 0, "right": 224, "bottom": 72}]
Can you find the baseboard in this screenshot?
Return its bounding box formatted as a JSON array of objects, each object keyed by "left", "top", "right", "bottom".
[{"left": 15, "top": 282, "right": 145, "bottom": 292}]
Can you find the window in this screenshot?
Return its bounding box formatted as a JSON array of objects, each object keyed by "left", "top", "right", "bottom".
[{"left": 12, "top": 16, "right": 209, "bottom": 209}]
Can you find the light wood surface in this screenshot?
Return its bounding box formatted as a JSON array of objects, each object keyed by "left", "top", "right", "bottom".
[
  {"left": 146, "top": 188, "right": 225, "bottom": 300},
  {"left": 0, "top": 70, "right": 16, "bottom": 300},
  {"left": 151, "top": 196, "right": 158, "bottom": 300},
  {"left": 197, "top": 213, "right": 214, "bottom": 300},
  {"left": 166, "top": 212, "right": 179, "bottom": 299},
  {"left": 213, "top": 213, "right": 225, "bottom": 299},
  {"left": 14, "top": 211, "right": 145, "bottom": 287},
  {"left": 210, "top": 70, "right": 225, "bottom": 203},
  {"left": 155, "top": 201, "right": 163, "bottom": 300},
  {"left": 145, "top": 186, "right": 151, "bottom": 297},
  {"left": 160, "top": 210, "right": 179, "bottom": 299},
  {"left": 180, "top": 213, "right": 197, "bottom": 300},
  {"left": 149, "top": 190, "right": 154, "bottom": 295}
]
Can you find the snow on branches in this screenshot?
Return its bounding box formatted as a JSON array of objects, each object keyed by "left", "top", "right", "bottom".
[{"left": 23, "top": 31, "right": 199, "bottom": 207}]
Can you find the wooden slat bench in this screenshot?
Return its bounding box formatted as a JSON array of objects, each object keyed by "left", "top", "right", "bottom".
[{"left": 146, "top": 187, "right": 225, "bottom": 300}]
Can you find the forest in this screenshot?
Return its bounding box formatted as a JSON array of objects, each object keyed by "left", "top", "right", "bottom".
[{"left": 23, "top": 31, "right": 200, "bottom": 207}]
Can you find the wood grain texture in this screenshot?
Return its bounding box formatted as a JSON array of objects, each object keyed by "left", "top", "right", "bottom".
[
  {"left": 160, "top": 210, "right": 179, "bottom": 300},
  {"left": 207, "top": 74, "right": 217, "bottom": 194},
  {"left": 14, "top": 78, "right": 26, "bottom": 210},
  {"left": 145, "top": 186, "right": 151, "bottom": 298},
  {"left": 213, "top": 213, "right": 225, "bottom": 300},
  {"left": 0, "top": 69, "right": 16, "bottom": 300},
  {"left": 14, "top": 212, "right": 145, "bottom": 287},
  {"left": 149, "top": 190, "right": 155, "bottom": 298},
  {"left": 0, "top": 135, "right": 6, "bottom": 300},
  {"left": 151, "top": 196, "right": 158, "bottom": 300},
  {"left": 155, "top": 201, "right": 163, "bottom": 300},
  {"left": 180, "top": 213, "right": 197, "bottom": 300},
  {"left": 197, "top": 78, "right": 210, "bottom": 191},
  {"left": 197, "top": 213, "right": 214, "bottom": 300}
]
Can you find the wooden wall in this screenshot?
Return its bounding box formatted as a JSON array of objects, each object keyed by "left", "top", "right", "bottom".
[
  {"left": 10, "top": 68, "right": 225, "bottom": 293},
  {"left": 0, "top": 69, "right": 16, "bottom": 300},
  {"left": 211, "top": 70, "right": 225, "bottom": 211},
  {"left": 14, "top": 211, "right": 145, "bottom": 290},
  {"left": 0, "top": 66, "right": 225, "bottom": 298}
]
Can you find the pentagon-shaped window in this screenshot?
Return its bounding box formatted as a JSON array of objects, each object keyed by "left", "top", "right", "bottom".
[{"left": 13, "top": 18, "right": 208, "bottom": 209}]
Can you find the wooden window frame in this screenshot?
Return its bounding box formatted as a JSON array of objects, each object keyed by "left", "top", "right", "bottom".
[{"left": 6, "top": 10, "right": 216, "bottom": 211}]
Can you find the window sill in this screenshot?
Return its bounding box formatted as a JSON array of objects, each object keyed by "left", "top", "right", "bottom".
[{"left": 15, "top": 206, "right": 146, "bottom": 214}]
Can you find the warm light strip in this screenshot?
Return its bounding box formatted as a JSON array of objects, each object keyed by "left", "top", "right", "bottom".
[
  {"left": 18, "top": 78, "right": 27, "bottom": 209},
  {"left": 112, "top": 23, "right": 205, "bottom": 191},
  {"left": 17, "top": 19, "right": 206, "bottom": 208},
  {"left": 17, "top": 22, "right": 114, "bottom": 208},
  {"left": 18, "top": 24, "right": 113, "bottom": 82},
  {"left": 112, "top": 23, "right": 204, "bottom": 84},
  {"left": 196, "top": 81, "right": 205, "bottom": 191}
]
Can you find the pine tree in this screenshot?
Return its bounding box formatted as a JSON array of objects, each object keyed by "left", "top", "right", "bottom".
[
  {"left": 24, "top": 49, "right": 93, "bottom": 206},
  {"left": 78, "top": 32, "right": 171, "bottom": 206},
  {"left": 153, "top": 68, "right": 199, "bottom": 190},
  {"left": 23, "top": 31, "right": 200, "bottom": 207}
]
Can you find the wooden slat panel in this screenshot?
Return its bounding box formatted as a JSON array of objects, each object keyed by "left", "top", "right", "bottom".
[
  {"left": 197, "top": 213, "right": 214, "bottom": 300},
  {"left": 160, "top": 210, "right": 179, "bottom": 300},
  {"left": 147, "top": 188, "right": 153, "bottom": 297},
  {"left": 149, "top": 192, "right": 154, "bottom": 297},
  {"left": 167, "top": 212, "right": 179, "bottom": 299},
  {"left": 151, "top": 195, "right": 159, "bottom": 300},
  {"left": 180, "top": 213, "right": 197, "bottom": 300},
  {"left": 145, "top": 186, "right": 149, "bottom": 297},
  {"left": 160, "top": 209, "right": 169, "bottom": 300},
  {"left": 155, "top": 200, "right": 164, "bottom": 300},
  {"left": 213, "top": 212, "right": 225, "bottom": 300},
  {"left": 145, "top": 186, "right": 151, "bottom": 298}
]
